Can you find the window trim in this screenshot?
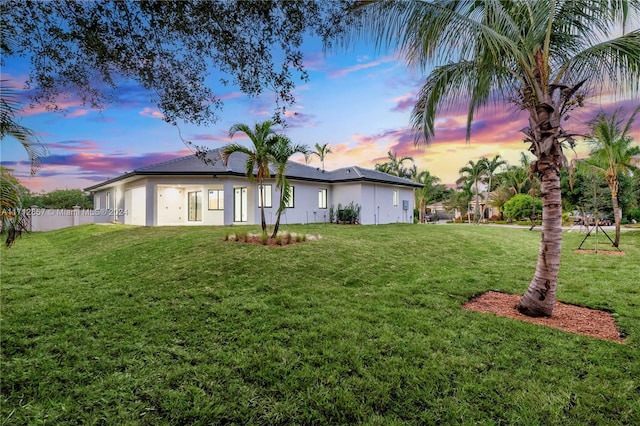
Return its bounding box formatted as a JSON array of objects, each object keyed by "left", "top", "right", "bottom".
[
  {"left": 188, "top": 190, "right": 202, "bottom": 222},
  {"left": 393, "top": 190, "right": 399, "bottom": 207},
  {"left": 258, "top": 184, "right": 272, "bottom": 208},
  {"left": 208, "top": 189, "right": 224, "bottom": 210},
  {"left": 234, "top": 187, "right": 248, "bottom": 222},
  {"left": 285, "top": 186, "right": 295, "bottom": 209},
  {"left": 318, "top": 188, "right": 328, "bottom": 209}
]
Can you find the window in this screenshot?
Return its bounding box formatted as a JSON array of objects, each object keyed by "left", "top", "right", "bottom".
[
  {"left": 393, "top": 190, "right": 399, "bottom": 206},
  {"left": 318, "top": 188, "right": 327, "bottom": 209},
  {"left": 208, "top": 189, "right": 224, "bottom": 210},
  {"left": 285, "top": 186, "right": 294, "bottom": 208},
  {"left": 188, "top": 191, "right": 202, "bottom": 221},
  {"left": 95, "top": 194, "right": 101, "bottom": 210},
  {"left": 258, "top": 184, "right": 272, "bottom": 208},
  {"left": 234, "top": 187, "right": 247, "bottom": 222},
  {"left": 106, "top": 191, "right": 111, "bottom": 209}
]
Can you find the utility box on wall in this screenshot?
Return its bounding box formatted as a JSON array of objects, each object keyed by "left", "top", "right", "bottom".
[{"left": 402, "top": 200, "right": 409, "bottom": 211}]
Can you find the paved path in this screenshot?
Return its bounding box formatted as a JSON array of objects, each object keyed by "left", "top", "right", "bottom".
[{"left": 433, "top": 221, "right": 636, "bottom": 232}]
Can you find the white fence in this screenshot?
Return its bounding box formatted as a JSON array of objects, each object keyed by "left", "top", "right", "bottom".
[{"left": 25, "top": 207, "right": 97, "bottom": 232}]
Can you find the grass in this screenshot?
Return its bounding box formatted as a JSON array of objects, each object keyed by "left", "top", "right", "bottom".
[{"left": 2, "top": 223, "right": 639, "bottom": 425}]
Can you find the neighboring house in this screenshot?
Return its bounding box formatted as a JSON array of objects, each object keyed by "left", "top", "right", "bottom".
[{"left": 84, "top": 149, "right": 422, "bottom": 226}]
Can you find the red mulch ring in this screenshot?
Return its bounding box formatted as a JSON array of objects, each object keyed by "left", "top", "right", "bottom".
[
  {"left": 573, "top": 249, "right": 625, "bottom": 256},
  {"left": 463, "top": 291, "right": 624, "bottom": 343}
]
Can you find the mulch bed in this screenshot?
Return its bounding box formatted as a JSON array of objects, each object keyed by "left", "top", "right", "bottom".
[
  {"left": 573, "top": 249, "right": 625, "bottom": 256},
  {"left": 463, "top": 291, "right": 624, "bottom": 343}
]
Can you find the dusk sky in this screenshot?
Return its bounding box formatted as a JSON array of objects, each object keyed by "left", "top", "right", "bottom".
[{"left": 2, "top": 35, "right": 639, "bottom": 194}]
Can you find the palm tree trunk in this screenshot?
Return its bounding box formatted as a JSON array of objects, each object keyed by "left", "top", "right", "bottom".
[
  {"left": 517, "top": 155, "right": 563, "bottom": 317},
  {"left": 259, "top": 184, "right": 267, "bottom": 232},
  {"left": 271, "top": 193, "right": 284, "bottom": 238},
  {"left": 611, "top": 180, "right": 620, "bottom": 247},
  {"left": 475, "top": 180, "right": 480, "bottom": 224}
]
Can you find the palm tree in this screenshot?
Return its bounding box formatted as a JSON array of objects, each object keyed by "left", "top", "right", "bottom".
[
  {"left": 414, "top": 170, "right": 441, "bottom": 222},
  {"left": 269, "top": 136, "right": 308, "bottom": 238},
  {"left": 1, "top": 80, "right": 48, "bottom": 247},
  {"left": 1, "top": 84, "right": 48, "bottom": 175},
  {"left": 221, "top": 121, "right": 280, "bottom": 233},
  {"left": 481, "top": 155, "right": 506, "bottom": 210},
  {"left": 353, "top": 0, "right": 640, "bottom": 316},
  {"left": 312, "top": 142, "right": 333, "bottom": 171},
  {"left": 446, "top": 179, "right": 474, "bottom": 223},
  {"left": 458, "top": 160, "right": 486, "bottom": 224},
  {"left": 584, "top": 106, "right": 640, "bottom": 247},
  {"left": 375, "top": 151, "right": 415, "bottom": 178},
  {"left": 488, "top": 185, "right": 513, "bottom": 220},
  {"left": 1, "top": 167, "right": 29, "bottom": 247}
]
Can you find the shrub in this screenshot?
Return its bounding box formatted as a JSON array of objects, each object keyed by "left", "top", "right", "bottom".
[
  {"left": 261, "top": 232, "right": 269, "bottom": 245},
  {"left": 275, "top": 235, "right": 283, "bottom": 245},
  {"left": 337, "top": 201, "right": 361, "bottom": 224},
  {"left": 285, "top": 232, "right": 292, "bottom": 244},
  {"left": 504, "top": 194, "right": 542, "bottom": 220},
  {"left": 627, "top": 208, "right": 640, "bottom": 223}
]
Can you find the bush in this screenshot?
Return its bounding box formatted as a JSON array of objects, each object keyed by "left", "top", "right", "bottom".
[
  {"left": 504, "top": 194, "right": 542, "bottom": 220},
  {"left": 627, "top": 208, "right": 640, "bottom": 223},
  {"left": 337, "top": 202, "right": 361, "bottom": 224}
]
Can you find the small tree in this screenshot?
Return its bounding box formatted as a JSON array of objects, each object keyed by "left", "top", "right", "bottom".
[
  {"left": 221, "top": 121, "right": 280, "bottom": 233},
  {"left": 269, "top": 136, "right": 308, "bottom": 238},
  {"left": 458, "top": 160, "right": 486, "bottom": 224},
  {"left": 583, "top": 106, "right": 640, "bottom": 246},
  {"left": 504, "top": 194, "right": 543, "bottom": 221},
  {"left": 312, "top": 143, "right": 333, "bottom": 171}
]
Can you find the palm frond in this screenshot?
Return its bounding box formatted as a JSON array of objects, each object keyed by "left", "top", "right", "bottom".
[{"left": 0, "top": 81, "right": 49, "bottom": 175}]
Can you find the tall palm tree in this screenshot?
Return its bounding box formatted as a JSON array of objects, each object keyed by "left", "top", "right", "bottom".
[
  {"left": 414, "top": 170, "right": 441, "bottom": 222},
  {"left": 480, "top": 155, "right": 506, "bottom": 219},
  {"left": 353, "top": 0, "right": 640, "bottom": 316},
  {"left": 584, "top": 106, "right": 640, "bottom": 247},
  {"left": 221, "top": 121, "right": 280, "bottom": 233},
  {"left": 312, "top": 142, "right": 333, "bottom": 171},
  {"left": 458, "top": 160, "right": 486, "bottom": 224},
  {"left": 447, "top": 179, "right": 474, "bottom": 224},
  {"left": 482, "top": 155, "right": 507, "bottom": 192},
  {"left": 375, "top": 150, "right": 415, "bottom": 178},
  {"left": 269, "top": 136, "right": 308, "bottom": 238}
]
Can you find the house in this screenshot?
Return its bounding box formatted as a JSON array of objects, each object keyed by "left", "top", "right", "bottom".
[{"left": 84, "top": 149, "right": 422, "bottom": 226}]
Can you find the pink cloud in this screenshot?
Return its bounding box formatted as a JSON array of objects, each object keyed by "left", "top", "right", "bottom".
[
  {"left": 302, "top": 51, "right": 329, "bottom": 72},
  {"left": 328, "top": 56, "right": 397, "bottom": 79},
  {"left": 47, "top": 140, "right": 101, "bottom": 152},
  {"left": 219, "top": 91, "right": 244, "bottom": 101},
  {"left": 139, "top": 107, "right": 165, "bottom": 119},
  {"left": 390, "top": 93, "right": 416, "bottom": 113},
  {"left": 17, "top": 99, "right": 88, "bottom": 117},
  {"left": 282, "top": 110, "right": 318, "bottom": 129}
]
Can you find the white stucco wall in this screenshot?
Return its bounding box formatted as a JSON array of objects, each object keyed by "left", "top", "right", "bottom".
[
  {"left": 124, "top": 186, "right": 146, "bottom": 225},
  {"left": 89, "top": 175, "right": 415, "bottom": 227}
]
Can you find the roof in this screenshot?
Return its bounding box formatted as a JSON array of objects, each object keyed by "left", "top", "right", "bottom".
[{"left": 84, "top": 148, "right": 423, "bottom": 191}]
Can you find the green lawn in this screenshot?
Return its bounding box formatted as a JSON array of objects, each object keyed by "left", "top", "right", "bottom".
[{"left": 2, "top": 223, "right": 639, "bottom": 425}]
